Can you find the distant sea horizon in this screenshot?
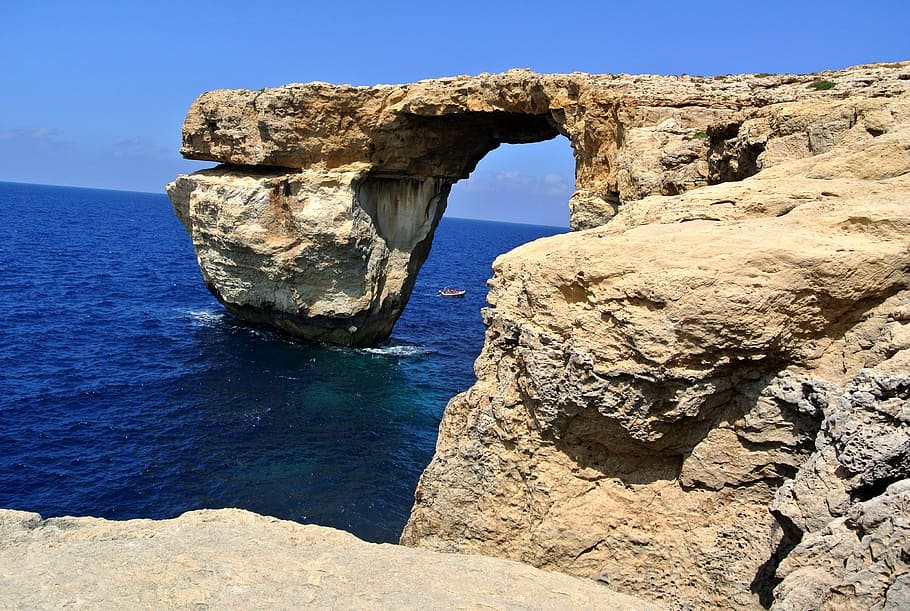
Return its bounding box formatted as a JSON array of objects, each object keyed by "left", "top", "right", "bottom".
[
  {"left": 0, "top": 181, "right": 566, "bottom": 543},
  {"left": 0, "top": 179, "right": 571, "bottom": 231}
]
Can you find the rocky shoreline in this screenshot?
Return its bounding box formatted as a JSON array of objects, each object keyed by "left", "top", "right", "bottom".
[
  {"left": 5, "top": 62, "right": 907, "bottom": 609},
  {"left": 167, "top": 61, "right": 908, "bottom": 608}
]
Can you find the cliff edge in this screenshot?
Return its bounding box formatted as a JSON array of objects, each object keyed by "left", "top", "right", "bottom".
[
  {"left": 164, "top": 63, "right": 910, "bottom": 609},
  {"left": 397, "top": 65, "right": 910, "bottom": 610}
]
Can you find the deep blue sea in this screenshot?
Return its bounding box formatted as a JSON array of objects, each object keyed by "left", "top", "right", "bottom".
[{"left": 0, "top": 181, "right": 565, "bottom": 543}]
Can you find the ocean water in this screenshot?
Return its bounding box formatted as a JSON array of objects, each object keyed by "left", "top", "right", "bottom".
[{"left": 0, "top": 181, "right": 565, "bottom": 543}]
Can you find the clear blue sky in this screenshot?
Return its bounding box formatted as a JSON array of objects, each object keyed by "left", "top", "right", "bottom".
[{"left": 2, "top": 1, "right": 907, "bottom": 226}]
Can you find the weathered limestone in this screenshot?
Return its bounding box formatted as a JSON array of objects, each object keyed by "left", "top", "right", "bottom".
[
  {"left": 169, "top": 63, "right": 909, "bottom": 345},
  {"left": 0, "top": 508, "right": 656, "bottom": 610},
  {"left": 398, "top": 66, "right": 910, "bottom": 609},
  {"left": 169, "top": 167, "right": 449, "bottom": 345},
  {"left": 768, "top": 363, "right": 910, "bottom": 610},
  {"left": 166, "top": 62, "right": 910, "bottom": 608}
]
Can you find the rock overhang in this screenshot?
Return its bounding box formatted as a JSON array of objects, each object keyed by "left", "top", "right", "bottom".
[{"left": 168, "top": 63, "right": 910, "bottom": 347}]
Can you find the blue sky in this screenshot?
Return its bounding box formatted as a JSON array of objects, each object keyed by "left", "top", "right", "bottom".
[{"left": 2, "top": 1, "right": 908, "bottom": 226}]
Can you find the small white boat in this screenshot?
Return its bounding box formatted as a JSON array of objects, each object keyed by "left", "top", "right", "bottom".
[{"left": 438, "top": 287, "right": 466, "bottom": 297}]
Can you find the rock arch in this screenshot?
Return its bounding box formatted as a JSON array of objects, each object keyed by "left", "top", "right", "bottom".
[
  {"left": 165, "top": 63, "right": 910, "bottom": 608},
  {"left": 167, "top": 70, "right": 732, "bottom": 345}
]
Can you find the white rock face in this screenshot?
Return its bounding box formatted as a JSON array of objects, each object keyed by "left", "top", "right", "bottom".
[{"left": 167, "top": 167, "right": 449, "bottom": 345}]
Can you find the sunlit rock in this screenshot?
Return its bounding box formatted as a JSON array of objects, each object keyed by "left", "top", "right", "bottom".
[
  {"left": 167, "top": 62, "right": 910, "bottom": 608},
  {"left": 0, "top": 508, "right": 657, "bottom": 609},
  {"left": 168, "top": 167, "right": 449, "bottom": 345}
]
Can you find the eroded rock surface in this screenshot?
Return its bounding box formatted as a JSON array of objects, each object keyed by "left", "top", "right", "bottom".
[
  {"left": 169, "top": 62, "right": 908, "bottom": 345},
  {"left": 400, "top": 64, "right": 910, "bottom": 609},
  {"left": 770, "top": 367, "right": 910, "bottom": 610},
  {"left": 167, "top": 62, "right": 910, "bottom": 608},
  {"left": 0, "top": 508, "right": 655, "bottom": 610},
  {"left": 168, "top": 167, "right": 448, "bottom": 345}
]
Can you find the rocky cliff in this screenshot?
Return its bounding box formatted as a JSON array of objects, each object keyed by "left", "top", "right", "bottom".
[
  {"left": 170, "top": 63, "right": 905, "bottom": 345},
  {"left": 397, "top": 65, "right": 910, "bottom": 609},
  {"left": 168, "top": 62, "right": 910, "bottom": 609}
]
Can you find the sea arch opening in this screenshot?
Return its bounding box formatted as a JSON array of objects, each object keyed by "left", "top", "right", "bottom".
[
  {"left": 381, "top": 135, "right": 576, "bottom": 540},
  {"left": 355, "top": 120, "right": 578, "bottom": 346},
  {"left": 174, "top": 91, "right": 603, "bottom": 348},
  {"left": 447, "top": 138, "right": 574, "bottom": 228},
  {"left": 390, "top": 135, "right": 575, "bottom": 376}
]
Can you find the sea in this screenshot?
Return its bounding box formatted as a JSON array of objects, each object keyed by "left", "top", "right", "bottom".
[{"left": 0, "top": 181, "right": 566, "bottom": 543}]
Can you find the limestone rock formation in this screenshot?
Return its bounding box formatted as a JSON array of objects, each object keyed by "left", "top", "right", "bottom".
[
  {"left": 770, "top": 366, "right": 910, "bottom": 610},
  {"left": 399, "top": 64, "right": 910, "bottom": 609},
  {"left": 0, "top": 508, "right": 656, "bottom": 610},
  {"left": 168, "top": 62, "right": 910, "bottom": 608},
  {"left": 775, "top": 479, "right": 910, "bottom": 611},
  {"left": 168, "top": 167, "right": 448, "bottom": 345},
  {"left": 169, "top": 62, "right": 908, "bottom": 345}
]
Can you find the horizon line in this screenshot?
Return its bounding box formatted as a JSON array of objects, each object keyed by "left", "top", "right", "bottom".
[{"left": 0, "top": 180, "right": 571, "bottom": 230}]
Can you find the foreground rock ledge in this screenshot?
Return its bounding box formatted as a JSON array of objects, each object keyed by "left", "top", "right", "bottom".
[{"left": 0, "top": 508, "right": 654, "bottom": 610}]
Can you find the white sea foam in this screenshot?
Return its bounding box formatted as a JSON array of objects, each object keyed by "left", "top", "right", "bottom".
[
  {"left": 361, "top": 344, "right": 433, "bottom": 358},
  {"left": 185, "top": 309, "right": 226, "bottom": 326}
]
